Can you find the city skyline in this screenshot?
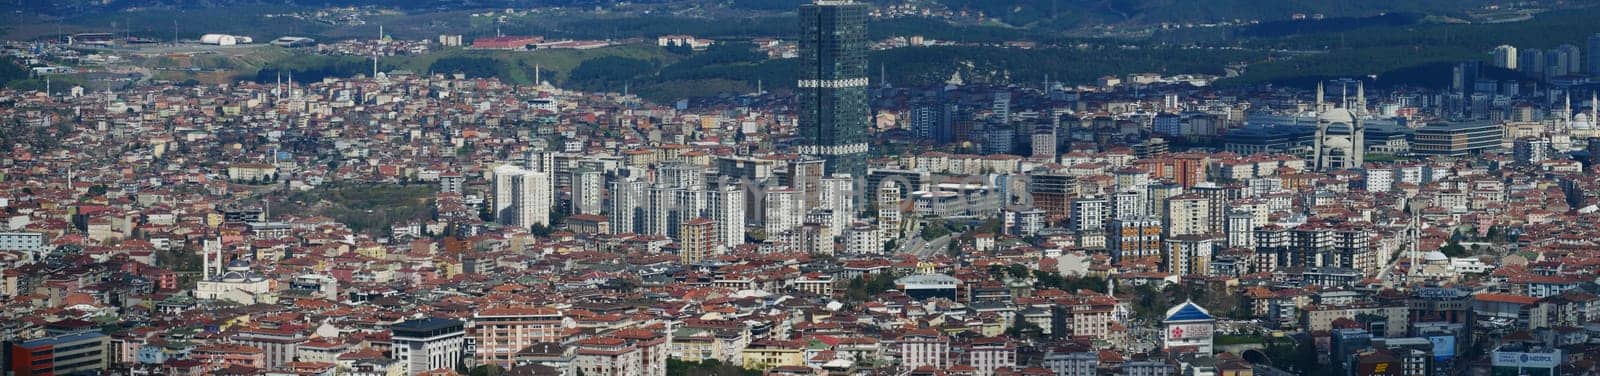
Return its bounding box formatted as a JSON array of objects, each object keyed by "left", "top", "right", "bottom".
[{"left": 4, "top": 1, "right": 1600, "bottom": 376}]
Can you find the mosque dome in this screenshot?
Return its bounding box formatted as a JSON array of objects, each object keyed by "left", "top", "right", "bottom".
[
  {"left": 226, "top": 258, "right": 251, "bottom": 273},
  {"left": 1324, "top": 136, "right": 1353, "bottom": 149}
]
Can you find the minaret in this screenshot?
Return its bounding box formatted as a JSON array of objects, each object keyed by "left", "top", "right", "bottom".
[
  {"left": 1340, "top": 81, "right": 1349, "bottom": 109},
  {"left": 202, "top": 239, "right": 210, "bottom": 280},
  {"left": 203, "top": 237, "right": 221, "bottom": 280},
  {"left": 1407, "top": 211, "right": 1420, "bottom": 279},
  {"left": 1566, "top": 94, "right": 1573, "bottom": 123},
  {"left": 1316, "top": 82, "right": 1326, "bottom": 112},
  {"left": 1564, "top": 94, "right": 1573, "bottom": 133},
  {"left": 1355, "top": 81, "right": 1365, "bottom": 114},
  {"left": 1353, "top": 81, "right": 1365, "bottom": 167},
  {"left": 1591, "top": 92, "right": 1597, "bottom": 133},
  {"left": 1313, "top": 82, "right": 1326, "bottom": 169}
]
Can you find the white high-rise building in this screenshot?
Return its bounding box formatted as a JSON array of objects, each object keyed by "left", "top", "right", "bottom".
[
  {"left": 1514, "top": 137, "right": 1553, "bottom": 165},
  {"left": 844, "top": 222, "right": 880, "bottom": 254},
  {"left": 1363, "top": 168, "right": 1394, "bottom": 192},
  {"left": 392, "top": 318, "right": 466, "bottom": 375},
  {"left": 1111, "top": 190, "right": 1147, "bottom": 220},
  {"left": 645, "top": 185, "right": 674, "bottom": 237},
  {"left": 899, "top": 331, "right": 950, "bottom": 370},
  {"left": 527, "top": 150, "right": 556, "bottom": 174},
  {"left": 819, "top": 174, "right": 855, "bottom": 232},
  {"left": 765, "top": 189, "right": 803, "bottom": 236},
  {"left": 1492, "top": 45, "right": 1518, "bottom": 70},
  {"left": 1069, "top": 196, "right": 1109, "bottom": 233},
  {"left": 493, "top": 165, "right": 551, "bottom": 229},
  {"left": 572, "top": 169, "right": 605, "bottom": 216},
  {"left": 669, "top": 188, "right": 705, "bottom": 239},
  {"left": 707, "top": 185, "right": 746, "bottom": 249},
  {"left": 877, "top": 183, "right": 902, "bottom": 234},
  {"left": 637, "top": 186, "right": 706, "bottom": 239},
  {"left": 609, "top": 177, "right": 647, "bottom": 234},
  {"left": 1225, "top": 210, "right": 1255, "bottom": 249},
  {"left": 1164, "top": 193, "right": 1211, "bottom": 238},
  {"left": 658, "top": 163, "right": 705, "bottom": 190}
]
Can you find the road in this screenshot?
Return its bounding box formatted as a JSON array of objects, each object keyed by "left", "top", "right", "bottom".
[{"left": 897, "top": 233, "right": 952, "bottom": 258}]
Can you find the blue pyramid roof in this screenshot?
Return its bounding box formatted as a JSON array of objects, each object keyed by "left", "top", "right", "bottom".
[{"left": 1163, "top": 300, "right": 1214, "bottom": 323}]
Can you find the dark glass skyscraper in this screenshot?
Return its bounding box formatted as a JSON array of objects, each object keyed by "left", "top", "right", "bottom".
[{"left": 798, "top": 0, "right": 869, "bottom": 177}]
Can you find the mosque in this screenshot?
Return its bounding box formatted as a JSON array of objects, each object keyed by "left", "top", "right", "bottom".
[
  {"left": 1311, "top": 81, "right": 1367, "bottom": 171},
  {"left": 193, "top": 239, "right": 276, "bottom": 304}
]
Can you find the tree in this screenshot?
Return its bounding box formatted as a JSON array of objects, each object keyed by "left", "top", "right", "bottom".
[
  {"left": 1439, "top": 241, "right": 1468, "bottom": 257},
  {"left": 1005, "top": 264, "right": 1029, "bottom": 280},
  {"left": 469, "top": 365, "right": 505, "bottom": 376},
  {"left": 1005, "top": 317, "right": 1044, "bottom": 339},
  {"left": 530, "top": 223, "right": 554, "bottom": 237}
]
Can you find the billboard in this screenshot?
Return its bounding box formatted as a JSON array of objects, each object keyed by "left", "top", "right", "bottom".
[
  {"left": 1355, "top": 360, "right": 1398, "bottom": 376},
  {"left": 1429, "top": 335, "right": 1456, "bottom": 361},
  {"left": 1492, "top": 350, "right": 1560, "bottom": 369},
  {"left": 1166, "top": 323, "right": 1214, "bottom": 340}
]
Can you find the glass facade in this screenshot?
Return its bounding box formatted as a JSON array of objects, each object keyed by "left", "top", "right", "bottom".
[{"left": 798, "top": 1, "right": 870, "bottom": 177}]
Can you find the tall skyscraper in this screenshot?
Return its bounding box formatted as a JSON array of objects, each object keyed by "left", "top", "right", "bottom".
[
  {"left": 1492, "top": 45, "right": 1517, "bottom": 70},
  {"left": 707, "top": 185, "right": 746, "bottom": 249},
  {"left": 609, "top": 175, "right": 647, "bottom": 234},
  {"left": 819, "top": 174, "right": 854, "bottom": 231},
  {"left": 798, "top": 0, "right": 870, "bottom": 177},
  {"left": 1518, "top": 48, "right": 1545, "bottom": 77},
  {"left": 1558, "top": 43, "right": 1583, "bottom": 76},
  {"left": 571, "top": 168, "right": 604, "bottom": 216},
  {"left": 493, "top": 165, "right": 551, "bottom": 229},
  {"left": 765, "top": 189, "right": 803, "bottom": 236},
  {"left": 1589, "top": 34, "right": 1600, "bottom": 75}
]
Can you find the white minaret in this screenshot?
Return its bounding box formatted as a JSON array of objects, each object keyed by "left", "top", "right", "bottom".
[
  {"left": 1563, "top": 94, "right": 1573, "bottom": 133},
  {"left": 1313, "top": 82, "right": 1326, "bottom": 168},
  {"left": 1565, "top": 94, "right": 1573, "bottom": 123},
  {"left": 1353, "top": 81, "right": 1365, "bottom": 166},
  {"left": 1316, "top": 81, "right": 1325, "bottom": 112},
  {"left": 1340, "top": 81, "right": 1349, "bottom": 109},
  {"left": 1407, "top": 211, "right": 1420, "bottom": 280},
  {"left": 1591, "top": 92, "right": 1597, "bottom": 131},
  {"left": 203, "top": 237, "right": 221, "bottom": 279},
  {"left": 1355, "top": 81, "right": 1366, "bottom": 114}
]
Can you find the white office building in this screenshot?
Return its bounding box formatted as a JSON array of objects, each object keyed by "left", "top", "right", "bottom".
[{"left": 392, "top": 317, "right": 466, "bottom": 375}]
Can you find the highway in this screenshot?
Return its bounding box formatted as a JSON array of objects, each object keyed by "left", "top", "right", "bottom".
[{"left": 897, "top": 233, "right": 953, "bottom": 258}]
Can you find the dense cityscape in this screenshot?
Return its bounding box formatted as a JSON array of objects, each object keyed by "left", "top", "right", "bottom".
[{"left": 3, "top": 1, "right": 1600, "bottom": 376}]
